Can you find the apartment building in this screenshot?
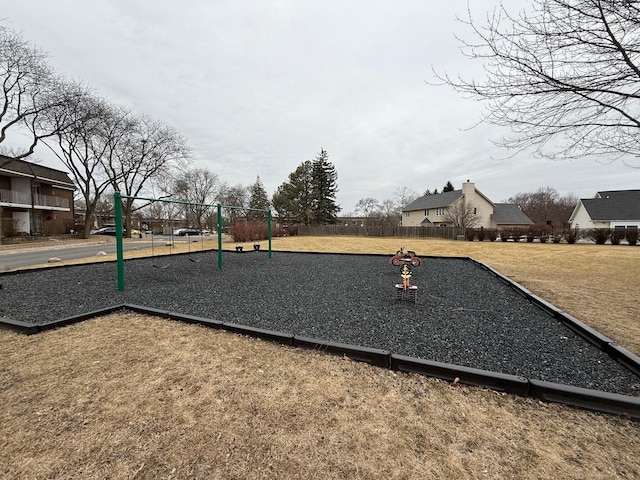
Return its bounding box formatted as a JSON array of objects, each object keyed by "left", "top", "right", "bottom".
[{"left": 0, "top": 155, "right": 75, "bottom": 236}]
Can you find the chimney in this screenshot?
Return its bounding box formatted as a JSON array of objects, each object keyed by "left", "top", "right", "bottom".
[{"left": 462, "top": 180, "right": 474, "bottom": 196}]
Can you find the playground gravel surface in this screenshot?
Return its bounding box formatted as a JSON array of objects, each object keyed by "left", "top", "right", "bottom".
[{"left": 1, "top": 251, "right": 639, "bottom": 397}]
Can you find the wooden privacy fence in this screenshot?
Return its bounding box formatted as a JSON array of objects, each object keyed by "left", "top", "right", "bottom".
[{"left": 295, "top": 225, "right": 464, "bottom": 239}]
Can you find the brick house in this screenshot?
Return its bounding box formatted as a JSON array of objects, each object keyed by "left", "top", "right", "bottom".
[{"left": 0, "top": 155, "right": 75, "bottom": 236}]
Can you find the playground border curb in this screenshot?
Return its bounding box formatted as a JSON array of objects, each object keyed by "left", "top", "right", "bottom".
[
  {"left": 0, "top": 316, "right": 39, "bottom": 335},
  {"left": 468, "top": 259, "right": 640, "bottom": 359},
  {"left": 124, "top": 304, "right": 225, "bottom": 329},
  {"left": 293, "top": 335, "right": 391, "bottom": 367},
  {"left": 390, "top": 354, "right": 530, "bottom": 396},
  {"left": 1, "top": 303, "right": 639, "bottom": 420},
  {"left": 529, "top": 379, "right": 640, "bottom": 419},
  {"left": 223, "top": 322, "right": 294, "bottom": 346}
]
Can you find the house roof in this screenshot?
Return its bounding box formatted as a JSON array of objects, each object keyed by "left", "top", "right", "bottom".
[
  {"left": 492, "top": 203, "right": 534, "bottom": 225},
  {"left": 0, "top": 155, "right": 75, "bottom": 189},
  {"left": 402, "top": 189, "right": 463, "bottom": 211},
  {"left": 579, "top": 190, "right": 640, "bottom": 221}
]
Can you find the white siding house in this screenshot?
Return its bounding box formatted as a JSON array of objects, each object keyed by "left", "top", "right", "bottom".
[
  {"left": 401, "top": 181, "right": 533, "bottom": 229},
  {"left": 569, "top": 190, "right": 640, "bottom": 229}
]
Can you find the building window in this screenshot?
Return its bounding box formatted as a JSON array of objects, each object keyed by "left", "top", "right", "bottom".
[
  {"left": 404, "top": 212, "right": 410, "bottom": 217},
  {"left": 473, "top": 207, "right": 477, "bottom": 214},
  {"left": 424, "top": 209, "right": 429, "bottom": 216},
  {"left": 436, "top": 207, "right": 445, "bottom": 216}
]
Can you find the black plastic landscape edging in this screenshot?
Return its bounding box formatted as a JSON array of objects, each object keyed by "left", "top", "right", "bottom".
[
  {"left": 469, "top": 258, "right": 640, "bottom": 375},
  {"left": 0, "top": 316, "right": 39, "bottom": 335},
  {"left": 37, "top": 305, "right": 126, "bottom": 332},
  {"left": 529, "top": 379, "right": 640, "bottom": 419},
  {"left": 222, "top": 322, "right": 294, "bottom": 346},
  {"left": 124, "top": 304, "right": 224, "bottom": 329},
  {"left": 1, "top": 298, "right": 639, "bottom": 419},
  {"left": 607, "top": 343, "right": 640, "bottom": 378},
  {"left": 391, "top": 354, "right": 530, "bottom": 396},
  {"left": 293, "top": 335, "right": 391, "bottom": 367}
]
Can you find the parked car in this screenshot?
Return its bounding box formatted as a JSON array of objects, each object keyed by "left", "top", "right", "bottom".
[
  {"left": 178, "top": 228, "right": 201, "bottom": 236},
  {"left": 93, "top": 227, "right": 125, "bottom": 236}
]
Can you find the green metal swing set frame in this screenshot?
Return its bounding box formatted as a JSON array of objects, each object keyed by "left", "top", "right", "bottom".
[{"left": 114, "top": 191, "right": 272, "bottom": 291}]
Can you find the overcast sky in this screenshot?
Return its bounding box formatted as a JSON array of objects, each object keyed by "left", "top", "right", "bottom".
[{"left": 3, "top": 0, "right": 638, "bottom": 213}]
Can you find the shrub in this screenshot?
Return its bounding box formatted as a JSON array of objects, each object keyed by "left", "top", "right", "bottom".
[
  {"left": 477, "top": 227, "right": 485, "bottom": 242},
  {"left": 586, "top": 228, "right": 611, "bottom": 245},
  {"left": 539, "top": 234, "right": 548, "bottom": 243},
  {"left": 626, "top": 227, "right": 638, "bottom": 246},
  {"left": 230, "top": 221, "right": 268, "bottom": 243},
  {"left": 512, "top": 228, "right": 526, "bottom": 242},
  {"left": 465, "top": 228, "right": 475, "bottom": 241},
  {"left": 552, "top": 233, "right": 563, "bottom": 243},
  {"left": 565, "top": 228, "right": 579, "bottom": 244},
  {"left": 485, "top": 229, "right": 497, "bottom": 241},
  {"left": 610, "top": 228, "right": 625, "bottom": 245}
]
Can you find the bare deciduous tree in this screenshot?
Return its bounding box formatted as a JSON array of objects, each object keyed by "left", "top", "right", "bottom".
[
  {"left": 508, "top": 186, "right": 578, "bottom": 228},
  {"left": 444, "top": 199, "right": 480, "bottom": 228},
  {"left": 379, "top": 198, "right": 401, "bottom": 227},
  {"left": 174, "top": 167, "right": 223, "bottom": 230},
  {"left": 0, "top": 26, "right": 66, "bottom": 164},
  {"left": 435, "top": 0, "right": 640, "bottom": 165},
  {"left": 354, "top": 197, "right": 381, "bottom": 219},
  {"left": 42, "top": 86, "right": 117, "bottom": 238},
  {"left": 218, "top": 183, "right": 249, "bottom": 225},
  {"left": 102, "top": 109, "right": 191, "bottom": 236}
]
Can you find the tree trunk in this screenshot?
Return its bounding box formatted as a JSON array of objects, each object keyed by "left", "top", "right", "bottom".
[{"left": 81, "top": 205, "right": 96, "bottom": 239}]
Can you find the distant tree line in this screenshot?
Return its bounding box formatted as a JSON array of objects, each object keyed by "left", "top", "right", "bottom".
[
  {"left": 0, "top": 24, "right": 343, "bottom": 238},
  {"left": 507, "top": 187, "right": 577, "bottom": 229}
]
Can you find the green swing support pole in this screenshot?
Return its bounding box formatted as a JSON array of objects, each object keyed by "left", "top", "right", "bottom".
[
  {"left": 115, "top": 191, "right": 125, "bottom": 291},
  {"left": 112, "top": 193, "right": 271, "bottom": 287},
  {"left": 217, "top": 203, "right": 223, "bottom": 270},
  {"left": 268, "top": 210, "right": 272, "bottom": 259}
]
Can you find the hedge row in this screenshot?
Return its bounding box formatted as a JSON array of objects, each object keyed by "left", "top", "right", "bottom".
[{"left": 465, "top": 227, "right": 639, "bottom": 245}]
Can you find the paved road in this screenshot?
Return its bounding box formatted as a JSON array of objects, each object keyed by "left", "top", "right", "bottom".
[
  {"left": 0, "top": 242, "right": 152, "bottom": 270},
  {"left": 0, "top": 235, "right": 215, "bottom": 270}
]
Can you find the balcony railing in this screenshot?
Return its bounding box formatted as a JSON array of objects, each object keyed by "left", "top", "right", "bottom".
[
  {"left": 0, "top": 188, "right": 70, "bottom": 209},
  {"left": 33, "top": 193, "right": 70, "bottom": 209},
  {"left": 0, "top": 188, "right": 30, "bottom": 205}
]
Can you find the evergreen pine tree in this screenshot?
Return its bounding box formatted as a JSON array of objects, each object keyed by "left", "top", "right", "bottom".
[
  {"left": 247, "top": 176, "right": 270, "bottom": 221},
  {"left": 310, "top": 148, "right": 340, "bottom": 224},
  {"left": 443, "top": 181, "right": 455, "bottom": 192},
  {"left": 272, "top": 160, "right": 314, "bottom": 224}
]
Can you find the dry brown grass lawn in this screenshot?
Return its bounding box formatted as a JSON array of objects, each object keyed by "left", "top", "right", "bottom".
[{"left": 1, "top": 235, "right": 639, "bottom": 479}]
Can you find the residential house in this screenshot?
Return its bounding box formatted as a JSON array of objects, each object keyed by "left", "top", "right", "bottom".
[
  {"left": 401, "top": 181, "right": 533, "bottom": 230},
  {"left": 0, "top": 155, "right": 75, "bottom": 236},
  {"left": 568, "top": 189, "right": 640, "bottom": 229}
]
